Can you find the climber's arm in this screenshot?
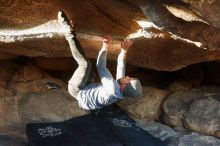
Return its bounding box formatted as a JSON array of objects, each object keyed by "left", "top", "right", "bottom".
[{"left": 116, "top": 38, "right": 133, "bottom": 80}]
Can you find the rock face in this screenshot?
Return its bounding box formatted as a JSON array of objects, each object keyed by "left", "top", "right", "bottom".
[
  {"left": 0, "top": 61, "right": 89, "bottom": 134},
  {"left": 0, "top": 60, "right": 220, "bottom": 145},
  {"left": 179, "top": 0, "right": 220, "bottom": 29},
  {"left": 163, "top": 86, "right": 220, "bottom": 138},
  {"left": 0, "top": 0, "right": 220, "bottom": 71},
  {"left": 0, "top": 0, "right": 220, "bottom": 145},
  {"left": 117, "top": 87, "right": 169, "bottom": 121}
]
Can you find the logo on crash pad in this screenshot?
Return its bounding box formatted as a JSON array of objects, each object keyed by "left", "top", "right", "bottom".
[
  {"left": 38, "top": 126, "right": 62, "bottom": 137},
  {"left": 112, "top": 118, "right": 133, "bottom": 128}
]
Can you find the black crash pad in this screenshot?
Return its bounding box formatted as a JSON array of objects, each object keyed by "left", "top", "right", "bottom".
[{"left": 26, "top": 105, "right": 168, "bottom": 146}]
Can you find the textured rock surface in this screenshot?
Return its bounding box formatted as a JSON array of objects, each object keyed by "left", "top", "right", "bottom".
[
  {"left": 0, "top": 62, "right": 89, "bottom": 133},
  {"left": 0, "top": 60, "right": 220, "bottom": 145},
  {"left": 0, "top": 0, "right": 220, "bottom": 145},
  {"left": 117, "top": 86, "right": 169, "bottom": 120},
  {"left": 137, "top": 121, "right": 220, "bottom": 146},
  {"left": 185, "top": 96, "right": 220, "bottom": 138},
  {"left": 136, "top": 0, "right": 220, "bottom": 50},
  {"left": 179, "top": 0, "right": 220, "bottom": 29},
  {"left": 0, "top": 0, "right": 220, "bottom": 71},
  {"left": 163, "top": 86, "right": 220, "bottom": 138}
]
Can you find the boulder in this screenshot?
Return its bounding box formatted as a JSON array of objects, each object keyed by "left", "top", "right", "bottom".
[
  {"left": 0, "top": 0, "right": 220, "bottom": 71},
  {"left": 185, "top": 96, "right": 220, "bottom": 138},
  {"left": 0, "top": 95, "right": 22, "bottom": 131},
  {"left": 0, "top": 64, "right": 89, "bottom": 133},
  {"left": 17, "top": 90, "right": 88, "bottom": 125},
  {"left": 117, "top": 86, "right": 169, "bottom": 120},
  {"left": 10, "top": 68, "right": 89, "bottom": 122},
  {"left": 163, "top": 86, "right": 220, "bottom": 138}
]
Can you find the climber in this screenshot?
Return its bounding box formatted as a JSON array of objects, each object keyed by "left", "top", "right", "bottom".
[{"left": 58, "top": 10, "right": 142, "bottom": 110}]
